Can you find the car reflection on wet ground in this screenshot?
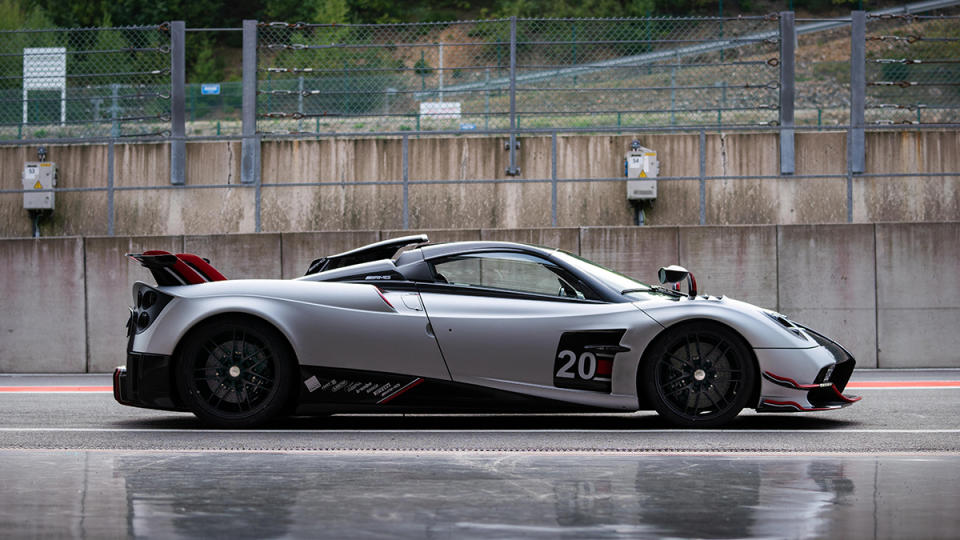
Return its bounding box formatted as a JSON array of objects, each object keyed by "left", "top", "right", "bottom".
[{"left": 1, "top": 451, "right": 957, "bottom": 539}]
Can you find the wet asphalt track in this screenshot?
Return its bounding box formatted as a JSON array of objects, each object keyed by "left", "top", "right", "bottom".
[{"left": 0, "top": 369, "right": 958, "bottom": 538}]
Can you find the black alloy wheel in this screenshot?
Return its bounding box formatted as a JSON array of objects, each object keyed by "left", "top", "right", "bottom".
[
  {"left": 177, "top": 318, "right": 295, "bottom": 428},
  {"left": 642, "top": 321, "right": 757, "bottom": 428}
]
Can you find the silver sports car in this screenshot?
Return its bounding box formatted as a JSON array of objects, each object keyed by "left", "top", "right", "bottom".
[{"left": 114, "top": 234, "right": 859, "bottom": 428}]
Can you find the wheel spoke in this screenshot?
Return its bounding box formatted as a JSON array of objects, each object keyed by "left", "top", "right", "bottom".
[
  {"left": 207, "top": 385, "right": 227, "bottom": 408},
  {"left": 685, "top": 390, "right": 702, "bottom": 416},
  {"left": 203, "top": 342, "right": 231, "bottom": 367},
  {"left": 702, "top": 387, "right": 721, "bottom": 411},
  {"left": 664, "top": 383, "right": 693, "bottom": 398},
  {"left": 667, "top": 353, "right": 695, "bottom": 369},
  {"left": 662, "top": 373, "right": 688, "bottom": 387},
  {"left": 244, "top": 372, "right": 274, "bottom": 386},
  {"left": 712, "top": 384, "right": 731, "bottom": 409}
]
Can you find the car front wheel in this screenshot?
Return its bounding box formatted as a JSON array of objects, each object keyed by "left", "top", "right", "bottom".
[{"left": 641, "top": 321, "right": 757, "bottom": 428}]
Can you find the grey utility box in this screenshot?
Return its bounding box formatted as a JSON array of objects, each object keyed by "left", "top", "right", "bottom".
[
  {"left": 22, "top": 161, "right": 57, "bottom": 210},
  {"left": 625, "top": 147, "right": 659, "bottom": 201}
]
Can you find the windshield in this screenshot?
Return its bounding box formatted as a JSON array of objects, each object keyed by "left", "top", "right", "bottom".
[{"left": 552, "top": 250, "right": 654, "bottom": 299}]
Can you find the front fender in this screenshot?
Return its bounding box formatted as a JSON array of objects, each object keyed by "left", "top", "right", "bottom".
[{"left": 634, "top": 296, "right": 816, "bottom": 349}]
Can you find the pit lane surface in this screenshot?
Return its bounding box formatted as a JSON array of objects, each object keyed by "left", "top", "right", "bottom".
[
  {"left": 1, "top": 370, "right": 958, "bottom": 452},
  {"left": 1, "top": 370, "right": 959, "bottom": 539}
]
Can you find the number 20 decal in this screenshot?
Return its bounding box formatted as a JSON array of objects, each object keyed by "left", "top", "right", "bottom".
[{"left": 555, "top": 350, "right": 597, "bottom": 380}]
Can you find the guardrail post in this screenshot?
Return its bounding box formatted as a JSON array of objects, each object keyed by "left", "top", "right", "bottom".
[
  {"left": 170, "top": 21, "right": 186, "bottom": 185},
  {"left": 506, "top": 16, "right": 520, "bottom": 176},
  {"left": 849, "top": 11, "right": 866, "bottom": 175},
  {"left": 779, "top": 11, "right": 795, "bottom": 175},
  {"left": 241, "top": 20, "right": 260, "bottom": 185}
]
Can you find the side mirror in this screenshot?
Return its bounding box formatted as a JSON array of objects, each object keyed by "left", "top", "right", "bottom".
[{"left": 658, "top": 265, "right": 698, "bottom": 298}]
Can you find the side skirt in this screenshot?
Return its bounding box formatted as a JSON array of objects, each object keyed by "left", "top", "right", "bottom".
[{"left": 294, "top": 366, "right": 616, "bottom": 414}]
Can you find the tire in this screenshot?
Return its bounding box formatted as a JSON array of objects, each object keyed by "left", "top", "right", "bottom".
[
  {"left": 641, "top": 321, "right": 757, "bottom": 428},
  {"left": 176, "top": 318, "right": 296, "bottom": 428}
]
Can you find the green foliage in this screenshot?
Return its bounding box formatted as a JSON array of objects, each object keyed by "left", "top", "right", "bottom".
[
  {"left": 189, "top": 35, "right": 223, "bottom": 83},
  {"left": 495, "top": 0, "right": 654, "bottom": 18},
  {"left": 0, "top": 0, "right": 53, "bottom": 30}
]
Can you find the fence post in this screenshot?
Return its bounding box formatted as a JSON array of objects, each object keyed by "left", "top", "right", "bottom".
[
  {"left": 699, "top": 129, "right": 706, "bottom": 225},
  {"left": 849, "top": 11, "right": 866, "bottom": 175},
  {"left": 170, "top": 21, "right": 186, "bottom": 185},
  {"left": 506, "top": 16, "right": 520, "bottom": 176},
  {"left": 551, "top": 131, "right": 557, "bottom": 227},
  {"left": 779, "top": 12, "right": 795, "bottom": 175},
  {"left": 107, "top": 140, "right": 115, "bottom": 235},
  {"left": 402, "top": 135, "right": 409, "bottom": 230},
  {"left": 241, "top": 20, "right": 260, "bottom": 185}
]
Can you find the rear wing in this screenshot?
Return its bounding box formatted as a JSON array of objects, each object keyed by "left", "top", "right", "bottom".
[
  {"left": 305, "top": 234, "right": 428, "bottom": 276},
  {"left": 127, "top": 250, "right": 227, "bottom": 286}
]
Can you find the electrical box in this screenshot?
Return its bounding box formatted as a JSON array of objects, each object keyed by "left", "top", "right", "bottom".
[
  {"left": 22, "top": 161, "right": 56, "bottom": 210},
  {"left": 625, "top": 146, "right": 659, "bottom": 201}
]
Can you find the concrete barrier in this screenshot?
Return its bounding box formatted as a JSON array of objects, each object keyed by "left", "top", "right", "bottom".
[
  {"left": 480, "top": 228, "right": 580, "bottom": 254},
  {"left": 0, "top": 238, "right": 86, "bottom": 372},
  {"left": 84, "top": 236, "right": 183, "bottom": 372},
  {"left": 4, "top": 131, "right": 959, "bottom": 237},
  {"left": 777, "top": 224, "right": 878, "bottom": 368},
  {"left": 183, "top": 233, "right": 282, "bottom": 279},
  {"left": 281, "top": 231, "right": 380, "bottom": 279},
  {"left": 579, "top": 226, "right": 679, "bottom": 285},
  {"left": 1, "top": 223, "right": 958, "bottom": 371},
  {"left": 876, "top": 222, "right": 960, "bottom": 367},
  {"left": 678, "top": 225, "right": 778, "bottom": 310}
]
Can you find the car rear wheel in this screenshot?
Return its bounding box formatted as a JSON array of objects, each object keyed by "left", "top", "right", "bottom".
[
  {"left": 177, "top": 318, "right": 295, "bottom": 428},
  {"left": 641, "top": 321, "right": 756, "bottom": 428}
]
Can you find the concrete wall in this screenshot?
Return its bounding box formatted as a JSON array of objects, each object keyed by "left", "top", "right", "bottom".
[
  {"left": 2, "top": 131, "right": 958, "bottom": 237},
  {"left": 1, "top": 223, "right": 957, "bottom": 372}
]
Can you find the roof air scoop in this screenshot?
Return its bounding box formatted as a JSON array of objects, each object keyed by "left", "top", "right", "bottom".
[
  {"left": 658, "top": 265, "right": 698, "bottom": 298},
  {"left": 305, "top": 234, "right": 429, "bottom": 276}
]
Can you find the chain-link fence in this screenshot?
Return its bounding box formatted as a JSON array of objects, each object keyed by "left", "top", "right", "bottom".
[
  {"left": 2, "top": 8, "right": 960, "bottom": 143},
  {"left": 0, "top": 25, "right": 171, "bottom": 140},
  {"left": 256, "top": 16, "right": 782, "bottom": 134},
  {"left": 865, "top": 11, "right": 960, "bottom": 124}
]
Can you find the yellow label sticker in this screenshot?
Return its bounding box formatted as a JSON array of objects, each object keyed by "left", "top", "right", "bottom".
[
  {"left": 33, "top": 180, "right": 43, "bottom": 189},
  {"left": 638, "top": 170, "right": 647, "bottom": 178},
  {"left": 40, "top": 163, "right": 51, "bottom": 167}
]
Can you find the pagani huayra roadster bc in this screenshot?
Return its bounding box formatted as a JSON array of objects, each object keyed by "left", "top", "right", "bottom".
[{"left": 115, "top": 235, "right": 859, "bottom": 428}]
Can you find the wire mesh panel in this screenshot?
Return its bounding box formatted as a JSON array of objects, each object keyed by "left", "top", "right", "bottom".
[
  {"left": 865, "top": 9, "right": 960, "bottom": 125},
  {"left": 0, "top": 25, "right": 171, "bottom": 141},
  {"left": 795, "top": 19, "right": 853, "bottom": 127},
  {"left": 512, "top": 17, "right": 781, "bottom": 129},
  {"left": 256, "top": 16, "right": 782, "bottom": 135},
  {"left": 257, "top": 20, "right": 512, "bottom": 134}
]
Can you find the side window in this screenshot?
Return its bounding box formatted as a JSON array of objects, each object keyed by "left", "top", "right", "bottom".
[{"left": 431, "top": 252, "right": 590, "bottom": 299}]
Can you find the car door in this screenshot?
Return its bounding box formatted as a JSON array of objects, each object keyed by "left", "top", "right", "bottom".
[{"left": 416, "top": 251, "right": 644, "bottom": 405}]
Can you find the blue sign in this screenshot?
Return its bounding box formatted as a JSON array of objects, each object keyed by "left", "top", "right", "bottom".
[
  {"left": 459, "top": 123, "right": 477, "bottom": 131},
  {"left": 200, "top": 83, "right": 221, "bottom": 96}
]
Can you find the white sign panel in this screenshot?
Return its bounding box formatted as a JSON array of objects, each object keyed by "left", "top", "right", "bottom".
[
  {"left": 23, "top": 47, "right": 67, "bottom": 125},
  {"left": 419, "top": 101, "right": 461, "bottom": 120}
]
